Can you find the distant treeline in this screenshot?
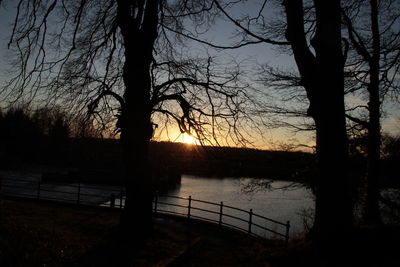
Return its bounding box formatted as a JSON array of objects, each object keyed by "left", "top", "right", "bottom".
[
  {"left": 1, "top": 106, "right": 399, "bottom": 188},
  {"left": 149, "top": 141, "right": 314, "bottom": 181},
  {"left": 0, "top": 106, "right": 314, "bottom": 182},
  {"left": 0, "top": 106, "right": 103, "bottom": 169}
]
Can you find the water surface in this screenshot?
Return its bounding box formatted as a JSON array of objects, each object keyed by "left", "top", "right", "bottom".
[{"left": 162, "top": 175, "right": 315, "bottom": 237}]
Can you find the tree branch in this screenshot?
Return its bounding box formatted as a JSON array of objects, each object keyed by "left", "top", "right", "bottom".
[
  {"left": 345, "top": 114, "right": 369, "bottom": 128},
  {"left": 213, "top": 0, "right": 290, "bottom": 46},
  {"left": 88, "top": 89, "right": 124, "bottom": 115},
  {"left": 162, "top": 23, "right": 264, "bottom": 50}
]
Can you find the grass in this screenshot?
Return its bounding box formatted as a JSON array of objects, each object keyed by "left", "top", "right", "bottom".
[
  {"left": 0, "top": 198, "right": 284, "bottom": 266},
  {"left": 3, "top": 198, "right": 398, "bottom": 266},
  {"left": 0, "top": 198, "right": 120, "bottom": 266},
  {"left": 267, "top": 224, "right": 400, "bottom": 267}
]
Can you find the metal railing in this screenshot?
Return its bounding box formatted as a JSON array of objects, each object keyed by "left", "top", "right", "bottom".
[
  {"left": 154, "top": 194, "right": 290, "bottom": 244},
  {"left": 0, "top": 177, "right": 124, "bottom": 208},
  {"left": 0, "top": 176, "right": 290, "bottom": 244}
]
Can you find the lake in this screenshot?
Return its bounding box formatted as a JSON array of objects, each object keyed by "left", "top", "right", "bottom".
[
  {"left": 0, "top": 170, "right": 315, "bottom": 238},
  {"left": 160, "top": 175, "right": 315, "bottom": 238}
]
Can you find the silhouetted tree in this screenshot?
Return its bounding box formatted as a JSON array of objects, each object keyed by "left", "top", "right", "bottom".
[
  {"left": 210, "top": 0, "right": 353, "bottom": 250},
  {"left": 0, "top": 107, "right": 42, "bottom": 167},
  {"left": 342, "top": 0, "right": 400, "bottom": 225},
  {"left": 380, "top": 132, "right": 400, "bottom": 186},
  {"left": 0, "top": 0, "right": 254, "bottom": 242},
  {"left": 211, "top": 1, "right": 399, "bottom": 239},
  {"left": 48, "top": 114, "right": 70, "bottom": 160},
  {"left": 382, "top": 133, "right": 400, "bottom": 160},
  {"left": 282, "top": 0, "right": 353, "bottom": 248},
  {"left": 70, "top": 114, "right": 103, "bottom": 139}
]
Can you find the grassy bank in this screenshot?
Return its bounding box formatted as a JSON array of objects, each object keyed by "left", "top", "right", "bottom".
[
  {"left": 0, "top": 198, "right": 283, "bottom": 266},
  {"left": 0, "top": 199, "right": 120, "bottom": 266},
  {"left": 2, "top": 198, "right": 398, "bottom": 266}
]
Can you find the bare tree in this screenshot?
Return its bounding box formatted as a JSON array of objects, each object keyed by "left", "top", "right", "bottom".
[
  {"left": 206, "top": 0, "right": 353, "bottom": 252},
  {"left": 211, "top": 0, "right": 400, "bottom": 233},
  {"left": 282, "top": 0, "right": 353, "bottom": 249},
  {"left": 342, "top": 0, "right": 400, "bottom": 224},
  {"left": 231, "top": 0, "right": 400, "bottom": 228},
  {"left": 0, "top": 0, "right": 256, "bottom": 241}
]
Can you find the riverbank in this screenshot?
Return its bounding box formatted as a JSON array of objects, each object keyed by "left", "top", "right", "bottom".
[
  {"left": 2, "top": 198, "right": 399, "bottom": 266},
  {"left": 0, "top": 198, "right": 283, "bottom": 266}
]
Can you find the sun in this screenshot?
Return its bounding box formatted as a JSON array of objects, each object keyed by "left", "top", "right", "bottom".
[{"left": 181, "top": 133, "right": 199, "bottom": 145}]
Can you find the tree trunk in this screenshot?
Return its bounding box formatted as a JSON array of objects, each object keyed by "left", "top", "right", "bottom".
[
  {"left": 363, "top": 0, "right": 381, "bottom": 225},
  {"left": 116, "top": 0, "right": 159, "bottom": 243},
  {"left": 364, "top": 83, "right": 381, "bottom": 224},
  {"left": 119, "top": 73, "right": 153, "bottom": 242},
  {"left": 283, "top": 0, "right": 353, "bottom": 249},
  {"left": 364, "top": 88, "right": 381, "bottom": 224},
  {"left": 310, "top": 0, "right": 353, "bottom": 244}
]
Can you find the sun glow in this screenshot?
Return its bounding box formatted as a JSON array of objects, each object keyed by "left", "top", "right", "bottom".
[{"left": 181, "top": 133, "right": 199, "bottom": 145}]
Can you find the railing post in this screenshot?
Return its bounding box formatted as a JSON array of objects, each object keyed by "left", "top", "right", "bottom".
[
  {"left": 187, "top": 196, "right": 192, "bottom": 219},
  {"left": 77, "top": 183, "right": 81, "bottom": 204},
  {"left": 248, "top": 209, "right": 253, "bottom": 234},
  {"left": 219, "top": 201, "right": 223, "bottom": 226},
  {"left": 110, "top": 193, "right": 116, "bottom": 208},
  {"left": 120, "top": 188, "right": 123, "bottom": 209},
  {"left": 37, "top": 179, "right": 41, "bottom": 199},
  {"left": 154, "top": 194, "right": 158, "bottom": 213},
  {"left": 285, "top": 221, "right": 290, "bottom": 246}
]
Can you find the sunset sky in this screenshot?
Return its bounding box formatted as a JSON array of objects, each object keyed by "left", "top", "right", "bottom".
[{"left": 0, "top": 1, "right": 399, "bottom": 151}]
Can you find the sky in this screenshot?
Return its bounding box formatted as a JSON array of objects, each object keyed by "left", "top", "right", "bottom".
[{"left": 0, "top": 1, "right": 399, "bottom": 151}]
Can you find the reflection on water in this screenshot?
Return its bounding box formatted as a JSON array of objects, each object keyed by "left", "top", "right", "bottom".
[{"left": 164, "top": 175, "right": 315, "bottom": 237}]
